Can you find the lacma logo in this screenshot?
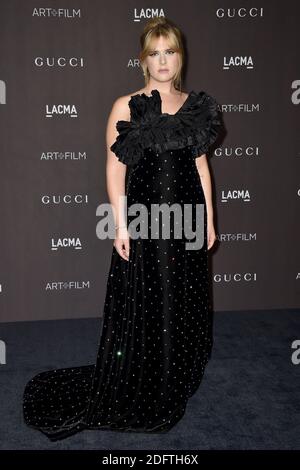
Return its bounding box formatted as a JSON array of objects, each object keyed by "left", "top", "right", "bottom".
[
  {"left": 133, "top": 8, "right": 165, "bottom": 22},
  {"left": 51, "top": 237, "right": 82, "bottom": 250},
  {"left": 221, "top": 189, "right": 251, "bottom": 203},
  {"left": 223, "top": 56, "right": 254, "bottom": 70},
  {"left": 0, "top": 80, "right": 6, "bottom": 104},
  {"left": 46, "top": 104, "right": 78, "bottom": 118}
]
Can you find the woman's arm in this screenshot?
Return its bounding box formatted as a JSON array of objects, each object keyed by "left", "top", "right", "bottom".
[
  {"left": 195, "top": 154, "right": 213, "bottom": 221},
  {"left": 195, "top": 154, "right": 217, "bottom": 249},
  {"left": 105, "top": 96, "right": 131, "bottom": 260}
]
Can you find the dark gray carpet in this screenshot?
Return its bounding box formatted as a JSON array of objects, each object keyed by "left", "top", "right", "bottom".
[{"left": 0, "top": 310, "right": 299, "bottom": 449}]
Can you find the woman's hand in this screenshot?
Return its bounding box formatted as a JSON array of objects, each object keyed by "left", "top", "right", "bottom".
[
  {"left": 113, "top": 227, "right": 130, "bottom": 261},
  {"left": 207, "top": 219, "right": 217, "bottom": 250}
]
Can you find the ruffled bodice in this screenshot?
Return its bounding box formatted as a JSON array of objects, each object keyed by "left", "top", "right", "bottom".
[{"left": 110, "top": 88, "right": 222, "bottom": 166}]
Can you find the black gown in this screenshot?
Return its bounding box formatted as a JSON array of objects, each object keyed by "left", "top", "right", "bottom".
[{"left": 23, "top": 88, "right": 222, "bottom": 441}]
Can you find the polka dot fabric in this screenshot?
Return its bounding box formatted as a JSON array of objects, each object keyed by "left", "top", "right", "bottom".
[{"left": 23, "top": 89, "right": 221, "bottom": 441}]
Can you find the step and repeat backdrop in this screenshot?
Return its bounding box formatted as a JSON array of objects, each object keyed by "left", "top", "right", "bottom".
[{"left": 0, "top": 1, "right": 299, "bottom": 323}]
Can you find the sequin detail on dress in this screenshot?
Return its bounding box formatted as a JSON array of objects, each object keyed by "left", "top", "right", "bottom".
[{"left": 23, "top": 89, "right": 222, "bottom": 441}]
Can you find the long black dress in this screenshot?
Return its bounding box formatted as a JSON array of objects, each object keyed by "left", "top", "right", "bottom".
[{"left": 23, "top": 89, "right": 222, "bottom": 441}]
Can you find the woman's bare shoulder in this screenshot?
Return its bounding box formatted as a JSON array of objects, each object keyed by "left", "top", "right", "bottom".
[
  {"left": 114, "top": 89, "right": 147, "bottom": 104},
  {"left": 110, "top": 90, "right": 140, "bottom": 121},
  {"left": 109, "top": 96, "right": 129, "bottom": 122},
  {"left": 109, "top": 89, "right": 147, "bottom": 122}
]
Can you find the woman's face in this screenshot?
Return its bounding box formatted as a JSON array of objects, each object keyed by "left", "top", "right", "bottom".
[{"left": 143, "top": 35, "right": 179, "bottom": 84}]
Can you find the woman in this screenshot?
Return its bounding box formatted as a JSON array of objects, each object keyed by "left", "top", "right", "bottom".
[{"left": 23, "top": 16, "right": 222, "bottom": 441}]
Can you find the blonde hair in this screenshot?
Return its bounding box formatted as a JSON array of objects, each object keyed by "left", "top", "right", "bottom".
[{"left": 139, "top": 17, "right": 185, "bottom": 92}]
